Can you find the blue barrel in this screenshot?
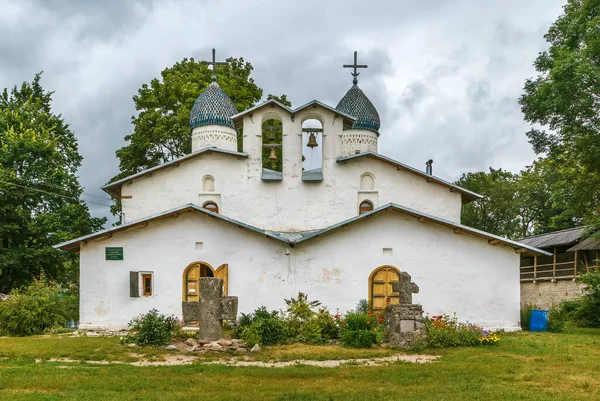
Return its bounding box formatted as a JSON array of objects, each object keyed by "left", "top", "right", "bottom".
[{"left": 530, "top": 309, "right": 549, "bottom": 332}]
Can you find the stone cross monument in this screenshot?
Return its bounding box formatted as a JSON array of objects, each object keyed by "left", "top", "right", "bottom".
[
  {"left": 385, "top": 271, "right": 426, "bottom": 348},
  {"left": 392, "top": 272, "right": 419, "bottom": 304},
  {"left": 182, "top": 277, "right": 238, "bottom": 341}
]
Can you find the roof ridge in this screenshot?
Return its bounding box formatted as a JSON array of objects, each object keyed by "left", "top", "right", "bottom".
[{"left": 519, "top": 226, "right": 586, "bottom": 240}]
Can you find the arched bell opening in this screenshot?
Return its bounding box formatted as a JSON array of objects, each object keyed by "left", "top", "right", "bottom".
[
  {"left": 262, "top": 118, "right": 283, "bottom": 175},
  {"left": 301, "top": 118, "right": 323, "bottom": 176}
]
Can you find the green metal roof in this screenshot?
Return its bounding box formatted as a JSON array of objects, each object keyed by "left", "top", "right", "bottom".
[
  {"left": 336, "top": 84, "right": 380, "bottom": 133},
  {"left": 55, "top": 203, "right": 550, "bottom": 257},
  {"left": 189, "top": 81, "right": 238, "bottom": 130}
]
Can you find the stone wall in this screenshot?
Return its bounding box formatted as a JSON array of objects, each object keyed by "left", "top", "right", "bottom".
[{"left": 520, "top": 280, "right": 585, "bottom": 309}]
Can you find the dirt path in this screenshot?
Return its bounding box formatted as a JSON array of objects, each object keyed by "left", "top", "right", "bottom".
[{"left": 37, "top": 353, "right": 439, "bottom": 368}]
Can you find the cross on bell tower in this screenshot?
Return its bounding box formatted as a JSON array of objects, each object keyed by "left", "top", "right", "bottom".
[
  {"left": 343, "top": 51, "right": 368, "bottom": 85},
  {"left": 202, "top": 48, "right": 227, "bottom": 82}
]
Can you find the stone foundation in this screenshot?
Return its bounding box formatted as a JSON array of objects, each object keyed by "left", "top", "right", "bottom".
[
  {"left": 520, "top": 280, "right": 585, "bottom": 309},
  {"left": 385, "top": 304, "right": 426, "bottom": 347}
]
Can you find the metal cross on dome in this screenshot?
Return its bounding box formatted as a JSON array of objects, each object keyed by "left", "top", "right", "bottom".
[
  {"left": 343, "top": 51, "right": 368, "bottom": 85},
  {"left": 202, "top": 48, "right": 227, "bottom": 82}
]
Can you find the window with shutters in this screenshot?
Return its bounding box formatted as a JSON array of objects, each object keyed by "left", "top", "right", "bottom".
[{"left": 142, "top": 274, "right": 152, "bottom": 296}]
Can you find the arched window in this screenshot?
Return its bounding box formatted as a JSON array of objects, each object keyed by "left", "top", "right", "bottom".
[
  {"left": 202, "top": 176, "right": 215, "bottom": 192},
  {"left": 202, "top": 201, "right": 219, "bottom": 214},
  {"left": 360, "top": 173, "right": 374, "bottom": 190},
  {"left": 369, "top": 266, "right": 401, "bottom": 310},
  {"left": 359, "top": 200, "right": 374, "bottom": 214}
]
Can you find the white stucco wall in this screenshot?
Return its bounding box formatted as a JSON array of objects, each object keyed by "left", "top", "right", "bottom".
[
  {"left": 120, "top": 105, "right": 462, "bottom": 229},
  {"left": 79, "top": 210, "right": 520, "bottom": 331}
]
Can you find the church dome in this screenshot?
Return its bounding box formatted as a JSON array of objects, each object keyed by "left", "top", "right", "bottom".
[
  {"left": 336, "top": 85, "right": 380, "bottom": 133},
  {"left": 189, "top": 81, "right": 238, "bottom": 130}
]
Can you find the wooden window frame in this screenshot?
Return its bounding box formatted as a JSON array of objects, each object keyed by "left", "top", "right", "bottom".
[
  {"left": 359, "top": 200, "right": 374, "bottom": 215},
  {"left": 202, "top": 201, "right": 219, "bottom": 214},
  {"left": 142, "top": 273, "right": 152, "bottom": 296}
]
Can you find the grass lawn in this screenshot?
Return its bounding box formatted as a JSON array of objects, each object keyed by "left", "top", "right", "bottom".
[{"left": 1, "top": 328, "right": 600, "bottom": 400}]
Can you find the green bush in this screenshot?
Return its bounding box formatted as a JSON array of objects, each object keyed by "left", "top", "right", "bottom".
[
  {"left": 338, "top": 311, "right": 381, "bottom": 348},
  {"left": 547, "top": 304, "right": 566, "bottom": 333},
  {"left": 236, "top": 307, "right": 287, "bottom": 346},
  {"left": 520, "top": 304, "right": 538, "bottom": 331},
  {"left": 283, "top": 293, "right": 339, "bottom": 344},
  {"left": 574, "top": 272, "right": 600, "bottom": 327},
  {"left": 355, "top": 299, "right": 369, "bottom": 314},
  {"left": 122, "top": 309, "right": 181, "bottom": 346},
  {"left": 341, "top": 330, "right": 377, "bottom": 348},
  {"left": 0, "top": 278, "right": 74, "bottom": 336}
]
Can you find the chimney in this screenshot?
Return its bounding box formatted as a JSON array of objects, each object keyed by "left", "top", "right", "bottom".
[{"left": 425, "top": 159, "right": 433, "bottom": 175}]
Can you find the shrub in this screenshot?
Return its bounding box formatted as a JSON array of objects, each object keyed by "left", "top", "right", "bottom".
[
  {"left": 283, "top": 293, "right": 339, "bottom": 344},
  {"left": 122, "top": 309, "right": 181, "bottom": 346},
  {"left": 520, "top": 304, "right": 538, "bottom": 331},
  {"left": 547, "top": 303, "right": 566, "bottom": 333},
  {"left": 341, "top": 329, "right": 377, "bottom": 348},
  {"left": 339, "top": 311, "right": 381, "bottom": 348},
  {"left": 0, "top": 278, "right": 73, "bottom": 336},
  {"left": 574, "top": 271, "right": 600, "bottom": 327},
  {"left": 235, "top": 307, "right": 287, "bottom": 346},
  {"left": 355, "top": 299, "right": 369, "bottom": 314}
]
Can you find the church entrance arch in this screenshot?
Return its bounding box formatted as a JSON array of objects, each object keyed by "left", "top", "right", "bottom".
[
  {"left": 182, "top": 262, "right": 229, "bottom": 326},
  {"left": 368, "top": 266, "right": 401, "bottom": 310}
]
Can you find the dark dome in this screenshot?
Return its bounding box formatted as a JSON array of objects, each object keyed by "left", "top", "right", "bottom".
[
  {"left": 189, "top": 81, "right": 238, "bottom": 130},
  {"left": 336, "top": 84, "right": 380, "bottom": 133}
]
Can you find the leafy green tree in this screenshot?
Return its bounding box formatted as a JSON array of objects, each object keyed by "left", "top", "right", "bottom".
[
  {"left": 519, "top": 0, "right": 600, "bottom": 225},
  {"left": 456, "top": 168, "right": 521, "bottom": 239},
  {"left": 0, "top": 74, "right": 105, "bottom": 292},
  {"left": 113, "top": 57, "right": 264, "bottom": 181}
]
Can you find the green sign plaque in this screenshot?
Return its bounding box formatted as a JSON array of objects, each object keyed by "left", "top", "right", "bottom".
[{"left": 105, "top": 247, "right": 123, "bottom": 261}]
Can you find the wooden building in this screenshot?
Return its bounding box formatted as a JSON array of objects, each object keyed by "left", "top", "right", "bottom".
[{"left": 518, "top": 227, "right": 600, "bottom": 308}]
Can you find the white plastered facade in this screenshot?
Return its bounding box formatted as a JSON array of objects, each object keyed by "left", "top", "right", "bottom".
[
  {"left": 120, "top": 104, "right": 463, "bottom": 230},
  {"left": 78, "top": 211, "right": 520, "bottom": 331}
]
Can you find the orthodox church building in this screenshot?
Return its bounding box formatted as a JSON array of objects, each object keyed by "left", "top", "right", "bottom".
[{"left": 57, "top": 51, "right": 549, "bottom": 331}]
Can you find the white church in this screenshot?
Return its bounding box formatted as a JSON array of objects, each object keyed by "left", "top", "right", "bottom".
[{"left": 57, "top": 51, "right": 548, "bottom": 331}]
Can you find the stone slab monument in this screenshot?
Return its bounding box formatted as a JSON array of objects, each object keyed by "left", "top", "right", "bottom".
[
  {"left": 182, "top": 277, "right": 238, "bottom": 341},
  {"left": 385, "top": 271, "right": 426, "bottom": 348}
]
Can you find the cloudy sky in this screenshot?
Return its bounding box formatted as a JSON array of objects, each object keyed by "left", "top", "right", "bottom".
[{"left": 0, "top": 0, "right": 565, "bottom": 225}]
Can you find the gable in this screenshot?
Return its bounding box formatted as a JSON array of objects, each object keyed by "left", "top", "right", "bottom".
[{"left": 337, "top": 152, "right": 482, "bottom": 204}]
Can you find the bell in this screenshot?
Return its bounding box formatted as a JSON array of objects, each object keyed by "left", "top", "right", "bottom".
[
  {"left": 307, "top": 133, "right": 318, "bottom": 148},
  {"left": 268, "top": 148, "right": 277, "bottom": 161}
]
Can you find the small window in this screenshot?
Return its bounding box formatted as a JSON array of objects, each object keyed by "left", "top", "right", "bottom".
[
  {"left": 359, "top": 200, "right": 374, "bottom": 214},
  {"left": 202, "top": 201, "right": 219, "bottom": 214},
  {"left": 142, "top": 274, "right": 152, "bottom": 296}
]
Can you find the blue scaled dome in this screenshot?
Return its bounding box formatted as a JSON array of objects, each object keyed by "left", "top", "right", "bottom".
[
  {"left": 336, "top": 84, "right": 380, "bottom": 133},
  {"left": 189, "top": 80, "right": 238, "bottom": 130}
]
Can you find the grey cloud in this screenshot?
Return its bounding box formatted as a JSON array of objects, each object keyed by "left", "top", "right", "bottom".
[{"left": 0, "top": 0, "right": 566, "bottom": 225}]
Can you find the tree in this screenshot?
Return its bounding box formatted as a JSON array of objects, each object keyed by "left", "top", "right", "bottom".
[
  {"left": 0, "top": 74, "right": 105, "bottom": 292},
  {"left": 519, "top": 0, "right": 600, "bottom": 226},
  {"left": 455, "top": 168, "right": 521, "bottom": 239},
  {"left": 113, "top": 57, "right": 264, "bottom": 181},
  {"left": 109, "top": 57, "right": 290, "bottom": 217}
]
